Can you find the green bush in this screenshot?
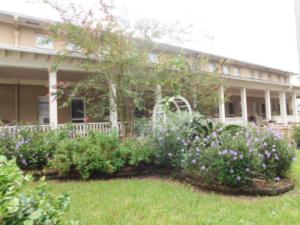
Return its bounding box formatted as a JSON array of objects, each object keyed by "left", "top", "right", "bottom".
[
  {"left": 0, "top": 155, "right": 71, "bottom": 225},
  {"left": 151, "top": 112, "right": 193, "bottom": 167},
  {"left": 52, "top": 132, "right": 124, "bottom": 179},
  {"left": 292, "top": 125, "right": 300, "bottom": 146},
  {"left": 0, "top": 128, "right": 70, "bottom": 170},
  {"left": 118, "top": 138, "right": 156, "bottom": 166},
  {"left": 256, "top": 127, "right": 295, "bottom": 179},
  {"left": 180, "top": 125, "right": 296, "bottom": 187}
]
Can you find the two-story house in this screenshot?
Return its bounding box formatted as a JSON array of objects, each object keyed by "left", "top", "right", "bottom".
[{"left": 0, "top": 9, "right": 299, "bottom": 129}]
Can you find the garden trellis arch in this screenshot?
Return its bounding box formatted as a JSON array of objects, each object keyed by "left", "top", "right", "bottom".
[{"left": 152, "top": 96, "right": 193, "bottom": 127}]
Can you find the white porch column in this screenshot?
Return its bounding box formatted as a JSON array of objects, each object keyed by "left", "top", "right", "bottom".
[
  {"left": 292, "top": 92, "right": 298, "bottom": 122},
  {"left": 155, "top": 85, "right": 162, "bottom": 104},
  {"left": 219, "top": 86, "right": 226, "bottom": 123},
  {"left": 240, "top": 87, "right": 248, "bottom": 124},
  {"left": 264, "top": 90, "right": 272, "bottom": 122},
  {"left": 109, "top": 82, "right": 118, "bottom": 131},
  {"left": 279, "top": 91, "right": 287, "bottom": 124},
  {"left": 49, "top": 69, "right": 58, "bottom": 126}
]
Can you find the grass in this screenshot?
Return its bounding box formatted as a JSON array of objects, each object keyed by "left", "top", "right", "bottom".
[{"left": 44, "top": 152, "right": 300, "bottom": 225}]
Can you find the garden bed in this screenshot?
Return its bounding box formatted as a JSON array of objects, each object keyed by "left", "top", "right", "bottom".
[{"left": 27, "top": 166, "right": 295, "bottom": 196}]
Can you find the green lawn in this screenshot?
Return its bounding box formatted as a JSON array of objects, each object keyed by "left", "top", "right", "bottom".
[{"left": 45, "top": 152, "right": 300, "bottom": 225}]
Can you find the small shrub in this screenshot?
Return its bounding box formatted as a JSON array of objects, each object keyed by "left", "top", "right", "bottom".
[
  {"left": 255, "top": 127, "right": 296, "bottom": 179},
  {"left": 292, "top": 125, "right": 300, "bottom": 146},
  {"left": 151, "top": 112, "right": 192, "bottom": 167},
  {"left": 118, "top": 138, "right": 156, "bottom": 166},
  {"left": 0, "top": 155, "right": 70, "bottom": 225},
  {"left": 52, "top": 132, "right": 124, "bottom": 179},
  {"left": 180, "top": 124, "right": 296, "bottom": 187},
  {"left": 0, "top": 127, "right": 70, "bottom": 170}
]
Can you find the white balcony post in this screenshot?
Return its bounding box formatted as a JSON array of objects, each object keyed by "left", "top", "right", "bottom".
[
  {"left": 264, "top": 90, "right": 272, "bottom": 122},
  {"left": 109, "top": 82, "right": 118, "bottom": 131},
  {"left": 292, "top": 92, "right": 298, "bottom": 122},
  {"left": 279, "top": 91, "right": 287, "bottom": 124},
  {"left": 240, "top": 87, "right": 248, "bottom": 124},
  {"left": 49, "top": 69, "right": 58, "bottom": 126},
  {"left": 219, "top": 86, "right": 226, "bottom": 123}
]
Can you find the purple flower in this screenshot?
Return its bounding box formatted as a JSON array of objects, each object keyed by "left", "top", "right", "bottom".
[
  {"left": 222, "top": 149, "right": 228, "bottom": 155},
  {"left": 192, "top": 159, "right": 196, "bottom": 164},
  {"left": 21, "top": 159, "right": 27, "bottom": 166},
  {"left": 211, "top": 132, "right": 217, "bottom": 138},
  {"left": 237, "top": 176, "right": 241, "bottom": 181},
  {"left": 274, "top": 177, "right": 280, "bottom": 181}
]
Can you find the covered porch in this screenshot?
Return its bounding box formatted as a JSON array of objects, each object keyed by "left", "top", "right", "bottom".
[
  {"left": 0, "top": 45, "right": 117, "bottom": 127},
  {"left": 214, "top": 83, "right": 300, "bottom": 125}
]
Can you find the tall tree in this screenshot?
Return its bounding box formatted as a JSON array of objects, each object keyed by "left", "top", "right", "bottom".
[{"left": 45, "top": 0, "right": 222, "bottom": 124}]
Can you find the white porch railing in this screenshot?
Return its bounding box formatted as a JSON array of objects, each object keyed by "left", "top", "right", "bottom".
[
  {"left": 213, "top": 117, "right": 246, "bottom": 125},
  {"left": 272, "top": 115, "right": 300, "bottom": 124},
  {"left": 0, "top": 122, "right": 126, "bottom": 137}
]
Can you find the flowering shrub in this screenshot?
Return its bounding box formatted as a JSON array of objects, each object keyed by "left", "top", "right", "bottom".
[
  {"left": 254, "top": 127, "right": 295, "bottom": 179},
  {"left": 0, "top": 128, "right": 70, "bottom": 170},
  {"left": 180, "top": 124, "right": 296, "bottom": 187},
  {"left": 0, "top": 155, "right": 71, "bottom": 225},
  {"left": 151, "top": 112, "right": 194, "bottom": 167}
]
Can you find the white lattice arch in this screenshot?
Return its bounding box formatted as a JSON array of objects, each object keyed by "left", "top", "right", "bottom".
[{"left": 152, "top": 96, "right": 192, "bottom": 126}]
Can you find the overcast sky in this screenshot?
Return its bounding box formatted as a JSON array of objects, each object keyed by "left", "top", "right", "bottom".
[{"left": 1, "top": 0, "right": 299, "bottom": 73}]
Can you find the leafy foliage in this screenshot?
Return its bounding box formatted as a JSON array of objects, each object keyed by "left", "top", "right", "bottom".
[
  {"left": 180, "top": 124, "right": 296, "bottom": 186},
  {"left": 0, "top": 128, "right": 70, "bottom": 170},
  {"left": 51, "top": 132, "right": 157, "bottom": 179},
  {"left": 118, "top": 138, "right": 156, "bottom": 166},
  {"left": 0, "top": 156, "right": 70, "bottom": 225},
  {"left": 292, "top": 125, "right": 300, "bottom": 145}
]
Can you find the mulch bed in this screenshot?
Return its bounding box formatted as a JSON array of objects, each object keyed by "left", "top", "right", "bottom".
[{"left": 25, "top": 166, "right": 294, "bottom": 196}]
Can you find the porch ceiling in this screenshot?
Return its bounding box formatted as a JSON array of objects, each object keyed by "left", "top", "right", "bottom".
[
  {"left": 225, "top": 88, "right": 289, "bottom": 98},
  {"left": 0, "top": 66, "right": 90, "bottom": 85}
]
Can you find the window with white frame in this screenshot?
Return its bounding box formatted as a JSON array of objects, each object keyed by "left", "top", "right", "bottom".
[
  {"left": 35, "top": 35, "right": 54, "bottom": 49},
  {"left": 148, "top": 52, "right": 159, "bottom": 63},
  {"left": 71, "top": 98, "right": 85, "bottom": 123},
  {"left": 38, "top": 96, "right": 49, "bottom": 124},
  {"left": 222, "top": 65, "right": 230, "bottom": 75},
  {"left": 209, "top": 62, "right": 217, "bottom": 72},
  {"left": 233, "top": 67, "right": 241, "bottom": 76}
]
